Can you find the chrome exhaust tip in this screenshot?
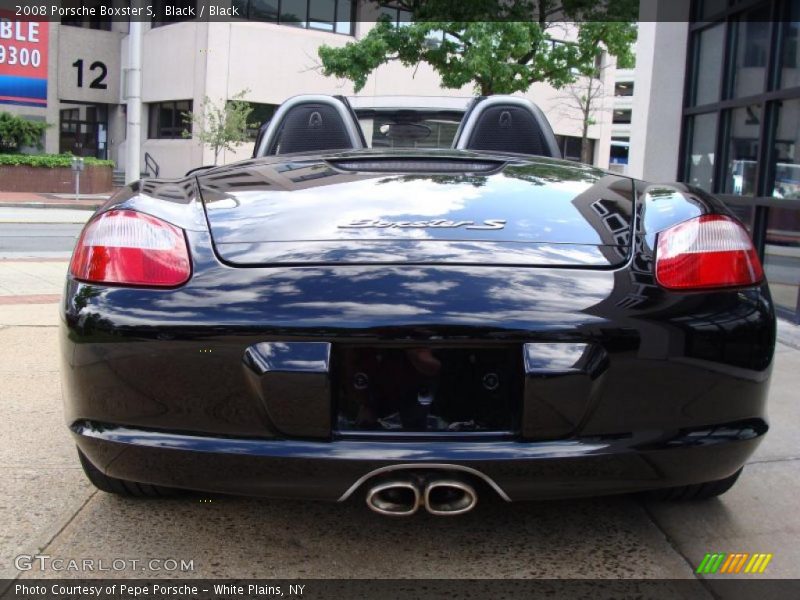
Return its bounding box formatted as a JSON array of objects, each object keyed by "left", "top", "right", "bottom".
[
  {"left": 366, "top": 480, "right": 421, "bottom": 517},
  {"left": 424, "top": 479, "right": 478, "bottom": 516}
]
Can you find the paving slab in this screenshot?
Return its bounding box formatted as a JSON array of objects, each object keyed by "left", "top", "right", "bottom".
[
  {"left": 750, "top": 349, "right": 800, "bottom": 463},
  {"left": 0, "top": 262, "right": 68, "bottom": 297},
  {"left": 27, "top": 492, "right": 695, "bottom": 580},
  {"left": 0, "top": 326, "right": 96, "bottom": 580},
  {"left": 0, "top": 326, "right": 60, "bottom": 374},
  {"left": 0, "top": 373, "right": 75, "bottom": 468},
  {"left": 0, "top": 303, "right": 60, "bottom": 327},
  {"left": 0, "top": 468, "right": 94, "bottom": 580},
  {"left": 645, "top": 460, "right": 800, "bottom": 582}
]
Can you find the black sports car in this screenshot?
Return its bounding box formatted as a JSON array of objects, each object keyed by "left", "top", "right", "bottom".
[{"left": 62, "top": 95, "right": 775, "bottom": 516}]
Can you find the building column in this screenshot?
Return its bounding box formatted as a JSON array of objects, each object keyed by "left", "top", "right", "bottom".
[
  {"left": 628, "top": 1, "right": 691, "bottom": 182},
  {"left": 125, "top": 21, "right": 143, "bottom": 183}
]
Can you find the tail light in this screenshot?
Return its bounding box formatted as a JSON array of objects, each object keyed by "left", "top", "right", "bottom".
[
  {"left": 69, "top": 209, "right": 191, "bottom": 287},
  {"left": 655, "top": 214, "right": 763, "bottom": 290}
]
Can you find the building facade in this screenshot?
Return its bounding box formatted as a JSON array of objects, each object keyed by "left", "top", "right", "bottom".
[
  {"left": 632, "top": 0, "right": 800, "bottom": 323},
  {"left": 0, "top": 2, "right": 616, "bottom": 180}
]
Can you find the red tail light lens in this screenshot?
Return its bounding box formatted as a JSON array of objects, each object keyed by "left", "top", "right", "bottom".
[
  {"left": 655, "top": 215, "right": 763, "bottom": 290},
  {"left": 69, "top": 209, "right": 191, "bottom": 287}
]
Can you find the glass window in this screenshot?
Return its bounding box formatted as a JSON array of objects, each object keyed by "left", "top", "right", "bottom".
[
  {"left": 237, "top": 0, "right": 353, "bottom": 34},
  {"left": 280, "top": 0, "right": 308, "bottom": 27},
  {"left": 728, "top": 5, "right": 772, "bottom": 98},
  {"left": 685, "top": 113, "right": 718, "bottom": 191},
  {"left": 232, "top": 0, "right": 249, "bottom": 18},
  {"left": 693, "top": 23, "right": 725, "bottom": 106},
  {"left": 697, "top": 0, "right": 729, "bottom": 19},
  {"left": 764, "top": 207, "right": 800, "bottom": 321},
  {"left": 379, "top": 4, "right": 412, "bottom": 26},
  {"left": 249, "top": 0, "right": 279, "bottom": 20},
  {"left": 148, "top": 101, "right": 192, "bottom": 139},
  {"left": 614, "top": 82, "right": 634, "bottom": 97},
  {"left": 555, "top": 135, "right": 595, "bottom": 163},
  {"left": 778, "top": 3, "right": 800, "bottom": 88},
  {"left": 722, "top": 104, "right": 761, "bottom": 195},
  {"left": 771, "top": 99, "right": 800, "bottom": 199},
  {"left": 612, "top": 109, "right": 632, "bottom": 124},
  {"left": 335, "top": 0, "right": 354, "bottom": 34},
  {"left": 610, "top": 139, "right": 629, "bottom": 165},
  {"left": 308, "top": 0, "right": 336, "bottom": 31}
]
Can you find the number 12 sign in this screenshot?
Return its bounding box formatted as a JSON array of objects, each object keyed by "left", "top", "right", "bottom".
[{"left": 0, "top": 13, "right": 48, "bottom": 107}]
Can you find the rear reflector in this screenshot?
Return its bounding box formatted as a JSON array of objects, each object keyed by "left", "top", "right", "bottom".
[
  {"left": 655, "top": 214, "right": 763, "bottom": 290},
  {"left": 69, "top": 209, "right": 191, "bottom": 287}
]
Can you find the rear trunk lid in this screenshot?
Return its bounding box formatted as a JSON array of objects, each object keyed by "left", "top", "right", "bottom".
[{"left": 197, "top": 153, "right": 635, "bottom": 268}]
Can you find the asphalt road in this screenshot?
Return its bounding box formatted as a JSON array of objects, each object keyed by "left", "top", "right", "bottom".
[
  {"left": 0, "top": 209, "right": 90, "bottom": 259},
  {"left": 0, "top": 223, "right": 83, "bottom": 257}
]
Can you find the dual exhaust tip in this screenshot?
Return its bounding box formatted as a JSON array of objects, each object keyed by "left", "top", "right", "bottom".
[{"left": 366, "top": 476, "right": 477, "bottom": 517}]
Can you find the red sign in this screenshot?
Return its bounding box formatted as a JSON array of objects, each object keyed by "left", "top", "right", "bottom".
[{"left": 0, "top": 13, "right": 48, "bottom": 107}]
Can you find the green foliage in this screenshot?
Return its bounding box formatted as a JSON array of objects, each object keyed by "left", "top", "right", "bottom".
[
  {"left": 182, "top": 90, "right": 257, "bottom": 164},
  {"left": 0, "top": 112, "right": 49, "bottom": 153},
  {"left": 318, "top": 0, "right": 637, "bottom": 95},
  {"left": 0, "top": 153, "right": 114, "bottom": 168}
]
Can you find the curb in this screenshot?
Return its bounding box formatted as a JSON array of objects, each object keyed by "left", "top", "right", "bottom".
[{"left": 0, "top": 202, "right": 101, "bottom": 211}]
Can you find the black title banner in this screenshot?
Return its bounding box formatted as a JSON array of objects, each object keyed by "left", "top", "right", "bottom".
[
  {"left": 0, "top": 0, "right": 772, "bottom": 24},
  {"left": 3, "top": 579, "right": 800, "bottom": 600}
]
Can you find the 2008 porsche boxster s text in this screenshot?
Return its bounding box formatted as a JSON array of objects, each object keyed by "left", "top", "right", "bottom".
[{"left": 62, "top": 95, "right": 774, "bottom": 516}]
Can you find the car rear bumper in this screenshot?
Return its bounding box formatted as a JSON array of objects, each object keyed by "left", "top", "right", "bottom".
[{"left": 73, "top": 418, "right": 766, "bottom": 502}]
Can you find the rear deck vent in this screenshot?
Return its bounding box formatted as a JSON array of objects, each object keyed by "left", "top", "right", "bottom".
[{"left": 329, "top": 158, "right": 504, "bottom": 174}]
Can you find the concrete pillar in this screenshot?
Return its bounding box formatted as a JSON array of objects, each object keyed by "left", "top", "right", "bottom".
[
  {"left": 125, "top": 20, "right": 142, "bottom": 183},
  {"left": 628, "top": 1, "right": 691, "bottom": 182}
]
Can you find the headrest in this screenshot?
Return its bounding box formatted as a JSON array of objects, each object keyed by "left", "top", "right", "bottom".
[
  {"left": 453, "top": 96, "right": 561, "bottom": 158},
  {"left": 256, "top": 95, "right": 365, "bottom": 156}
]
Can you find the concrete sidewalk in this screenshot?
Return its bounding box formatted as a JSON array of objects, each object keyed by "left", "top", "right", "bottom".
[
  {"left": 0, "top": 261, "right": 67, "bottom": 302},
  {"left": 0, "top": 301, "right": 798, "bottom": 590},
  {"left": 0, "top": 191, "right": 111, "bottom": 211}
]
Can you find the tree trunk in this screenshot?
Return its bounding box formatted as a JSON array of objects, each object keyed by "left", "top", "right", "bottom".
[
  {"left": 581, "top": 120, "right": 592, "bottom": 165},
  {"left": 581, "top": 79, "right": 596, "bottom": 165}
]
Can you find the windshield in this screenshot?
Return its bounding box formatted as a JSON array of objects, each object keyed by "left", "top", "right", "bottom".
[{"left": 355, "top": 109, "right": 464, "bottom": 149}]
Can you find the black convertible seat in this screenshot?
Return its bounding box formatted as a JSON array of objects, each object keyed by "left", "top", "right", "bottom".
[
  {"left": 453, "top": 96, "right": 561, "bottom": 159},
  {"left": 257, "top": 95, "right": 365, "bottom": 156}
]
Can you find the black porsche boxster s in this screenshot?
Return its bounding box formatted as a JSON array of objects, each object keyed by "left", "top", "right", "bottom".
[{"left": 62, "top": 95, "right": 775, "bottom": 516}]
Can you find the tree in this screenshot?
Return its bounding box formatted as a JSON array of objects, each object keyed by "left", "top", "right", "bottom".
[
  {"left": 182, "top": 90, "right": 256, "bottom": 165},
  {"left": 557, "top": 25, "right": 636, "bottom": 164},
  {"left": 317, "top": 1, "right": 637, "bottom": 96},
  {"left": 557, "top": 63, "right": 608, "bottom": 164},
  {"left": 0, "top": 112, "right": 49, "bottom": 153}
]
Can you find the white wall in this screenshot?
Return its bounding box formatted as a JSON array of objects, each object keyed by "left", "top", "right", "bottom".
[{"left": 138, "top": 22, "right": 207, "bottom": 176}]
